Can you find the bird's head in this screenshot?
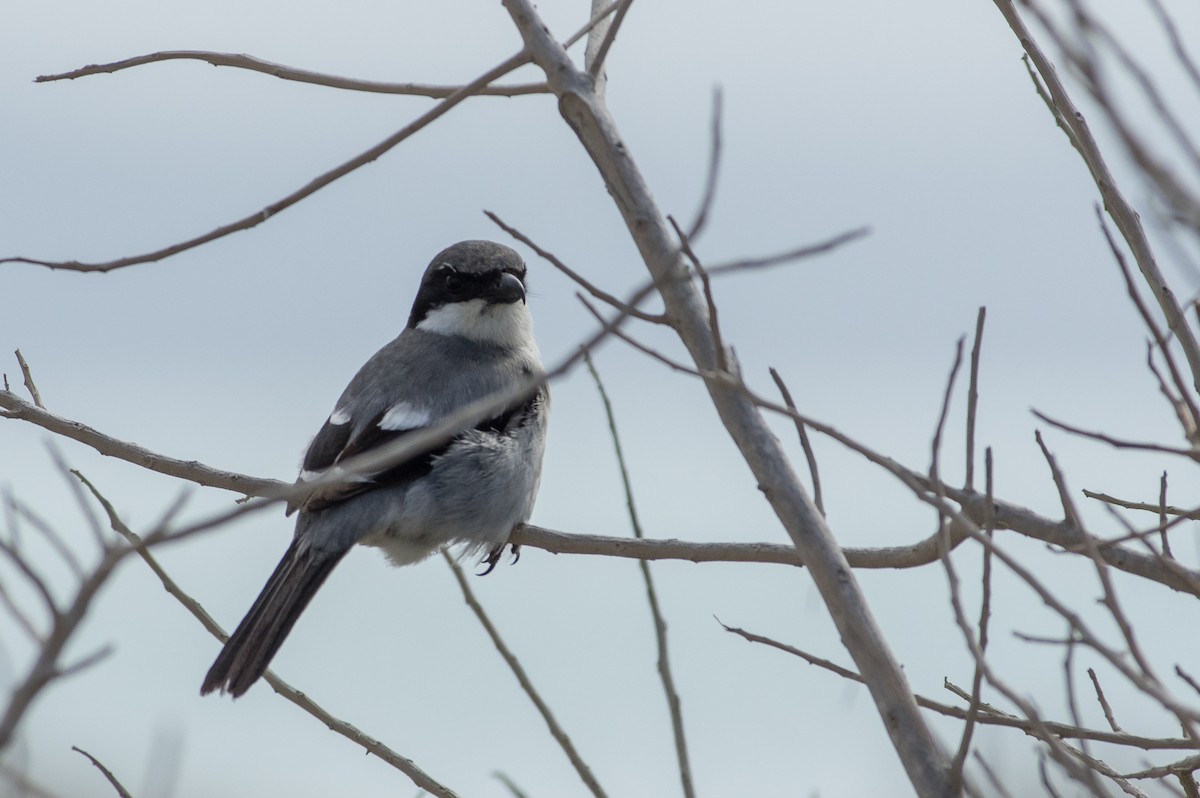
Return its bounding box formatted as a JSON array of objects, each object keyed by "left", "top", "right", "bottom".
[{"left": 407, "top": 240, "right": 533, "bottom": 348}]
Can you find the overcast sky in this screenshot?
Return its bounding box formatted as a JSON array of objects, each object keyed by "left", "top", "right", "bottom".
[{"left": 3, "top": 1, "right": 1200, "bottom": 796}]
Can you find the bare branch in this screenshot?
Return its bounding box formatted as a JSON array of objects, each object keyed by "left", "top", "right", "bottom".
[
  {"left": 1034, "top": 430, "right": 1083, "bottom": 530},
  {"left": 768, "top": 368, "right": 824, "bottom": 516},
  {"left": 36, "top": 50, "right": 547, "bottom": 97},
  {"left": 685, "top": 87, "right": 724, "bottom": 241},
  {"left": 1146, "top": 0, "right": 1200, "bottom": 99},
  {"left": 583, "top": 352, "right": 694, "bottom": 798},
  {"left": 486, "top": 211, "right": 667, "bottom": 323},
  {"left": 585, "top": 0, "right": 635, "bottom": 82},
  {"left": 71, "top": 747, "right": 132, "bottom": 798},
  {"left": 564, "top": 1, "right": 623, "bottom": 50},
  {"left": 1083, "top": 489, "right": 1200, "bottom": 520},
  {"left": 444, "top": 552, "right": 609, "bottom": 798},
  {"left": 501, "top": 17, "right": 963, "bottom": 776},
  {"left": 952, "top": 449, "right": 997, "bottom": 788},
  {"left": 722, "top": 623, "right": 1197, "bottom": 750},
  {"left": 1033, "top": 410, "right": 1196, "bottom": 459},
  {"left": 11, "top": 495, "right": 83, "bottom": 578},
  {"left": 76, "top": 472, "right": 463, "bottom": 798},
  {"left": 705, "top": 226, "right": 870, "bottom": 276},
  {"left": 0, "top": 389, "right": 287, "bottom": 498},
  {"left": 1159, "top": 471, "right": 1175, "bottom": 559},
  {"left": 992, "top": 0, "right": 1200, "bottom": 394},
  {"left": 3, "top": 375, "right": 971, "bottom": 572},
  {"left": 1096, "top": 206, "right": 1200, "bottom": 439},
  {"left": 2, "top": 49, "right": 531, "bottom": 272},
  {"left": 669, "top": 216, "right": 727, "bottom": 372},
  {"left": 14, "top": 350, "right": 43, "bottom": 409},
  {"left": 1088, "top": 668, "right": 1123, "bottom": 733},
  {"left": 965, "top": 307, "right": 986, "bottom": 491},
  {"left": 930, "top": 337, "right": 965, "bottom": 484},
  {"left": 513, "top": 521, "right": 967, "bottom": 570}
]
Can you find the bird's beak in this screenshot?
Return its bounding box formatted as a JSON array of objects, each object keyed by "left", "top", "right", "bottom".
[{"left": 496, "top": 272, "right": 527, "bottom": 305}]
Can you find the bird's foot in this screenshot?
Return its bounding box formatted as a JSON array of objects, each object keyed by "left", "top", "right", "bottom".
[{"left": 478, "top": 542, "right": 522, "bottom": 576}]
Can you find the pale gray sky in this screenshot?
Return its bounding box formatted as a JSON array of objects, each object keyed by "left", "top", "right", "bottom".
[{"left": 3, "top": 1, "right": 1200, "bottom": 796}]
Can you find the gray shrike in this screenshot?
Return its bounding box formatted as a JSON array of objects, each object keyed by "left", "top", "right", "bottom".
[{"left": 202, "top": 240, "right": 549, "bottom": 697}]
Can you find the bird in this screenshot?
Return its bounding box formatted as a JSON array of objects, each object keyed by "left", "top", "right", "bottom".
[{"left": 201, "top": 240, "right": 549, "bottom": 697}]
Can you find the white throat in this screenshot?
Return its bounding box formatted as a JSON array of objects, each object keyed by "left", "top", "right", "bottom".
[{"left": 417, "top": 298, "right": 535, "bottom": 349}]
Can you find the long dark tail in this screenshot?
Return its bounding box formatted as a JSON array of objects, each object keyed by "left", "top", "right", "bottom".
[{"left": 201, "top": 539, "right": 346, "bottom": 697}]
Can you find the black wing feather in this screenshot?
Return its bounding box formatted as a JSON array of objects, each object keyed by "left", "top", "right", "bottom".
[{"left": 298, "top": 390, "right": 542, "bottom": 514}]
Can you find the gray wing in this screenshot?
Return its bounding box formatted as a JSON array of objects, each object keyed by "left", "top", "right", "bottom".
[{"left": 294, "top": 329, "right": 542, "bottom": 513}]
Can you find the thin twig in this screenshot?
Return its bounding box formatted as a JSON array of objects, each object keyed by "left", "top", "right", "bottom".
[
  {"left": 669, "top": 216, "right": 727, "bottom": 372},
  {"left": 952, "top": 448, "right": 996, "bottom": 786},
  {"left": 0, "top": 389, "right": 286, "bottom": 498},
  {"left": 979, "top": 752, "right": 1020, "bottom": 798},
  {"left": 768, "top": 368, "right": 824, "bottom": 516},
  {"left": 1033, "top": 410, "right": 1196, "bottom": 460},
  {"left": 1083, "top": 489, "right": 1200, "bottom": 520},
  {"left": 1037, "top": 752, "right": 1066, "bottom": 798},
  {"left": 1088, "top": 667, "right": 1123, "bottom": 733},
  {"left": 928, "top": 337, "right": 986, "bottom": 798},
  {"left": 930, "top": 338, "right": 965, "bottom": 485},
  {"left": 1034, "top": 430, "right": 1083, "bottom": 529},
  {"left": 705, "top": 227, "right": 870, "bottom": 276},
  {"left": 722, "top": 623, "right": 1196, "bottom": 749},
  {"left": 685, "top": 87, "right": 723, "bottom": 241},
  {"left": 485, "top": 211, "right": 666, "bottom": 323},
  {"left": 585, "top": 0, "right": 635, "bottom": 80},
  {"left": 1061, "top": 632, "right": 1106, "bottom": 796},
  {"left": 583, "top": 352, "right": 695, "bottom": 798},
  {"left": 1159, "top": 472, "right": 1175, "bottom": 559},
  {"left": 36, "top": 50, "right": 546, "bottom": 97},
  {"left": 71, "top": 747, "right": 132, "bottom": 798},
  {"left": 11, "top": 497, "right": 83, "bottom": 578},
  {"left": 14, "top": 350, "right": 43, "bottom": 409},
  {"left": 444, "top": 552, "right": 609, "bottom": 798},
  {"left": 965, "top": 307, "right": 987, "bottom": 491},
  {"left": 1145, "top": 0, "right": 1200, "bottom": 100},
  {"left": 1178, "top": 667, "right": 1200, "bottom": 700}
]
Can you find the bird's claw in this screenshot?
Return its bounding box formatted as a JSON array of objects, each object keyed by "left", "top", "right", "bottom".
[{"left": 478, "top": 542, "right": 521, "bottom": 576}]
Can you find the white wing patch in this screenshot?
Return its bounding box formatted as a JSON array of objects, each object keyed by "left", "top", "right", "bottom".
[
  {"left": 329, "top": 406, "right": 351, "bottom": 425},
  {"left": 300, "top": 466, "right": 372, "bottom": 484},
  {"left": 379, "top": 401, "right": 432, "bottom": 431}
]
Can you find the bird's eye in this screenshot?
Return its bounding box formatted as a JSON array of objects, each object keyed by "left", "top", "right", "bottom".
[{"left": 444, "top": 271, "right": 463, "bottom": 293}]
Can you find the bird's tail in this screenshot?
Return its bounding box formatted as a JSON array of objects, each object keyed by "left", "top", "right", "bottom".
[{"left": 201, "top": 539, "right": 346, "bottom": 697}]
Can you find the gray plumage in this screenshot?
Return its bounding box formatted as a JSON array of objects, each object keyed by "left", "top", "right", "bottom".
[{"left": 202, "top": 240, "right": 548, "bottom": 697}]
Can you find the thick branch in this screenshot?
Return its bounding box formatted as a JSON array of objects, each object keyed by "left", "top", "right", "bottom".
[{"left": 499, "top": 3, "right": 955, "bottom": 795}]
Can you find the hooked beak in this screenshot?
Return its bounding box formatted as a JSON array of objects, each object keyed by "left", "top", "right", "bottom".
[{"left": 495, "top": 271, "right": 526, "bottom": 305}]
